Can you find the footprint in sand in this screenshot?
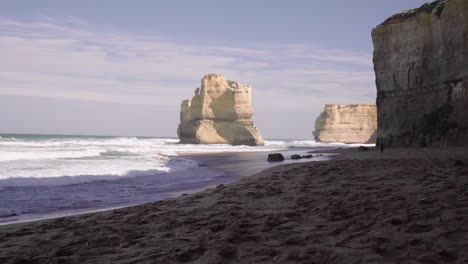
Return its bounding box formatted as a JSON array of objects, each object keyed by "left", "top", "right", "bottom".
[
  {"left": 406, "top": 224, "right": 433, "bottom": 233},
  {"left": 445, "top": 231, "right": 466, "bottom": 242}
]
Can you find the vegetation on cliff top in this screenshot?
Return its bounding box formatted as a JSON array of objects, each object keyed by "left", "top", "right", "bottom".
[{"left": 381, "top": 0, "right": 446, "bottom": 25}]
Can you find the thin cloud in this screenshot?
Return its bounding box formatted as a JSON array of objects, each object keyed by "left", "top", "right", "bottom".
[{"left": 0, "top": 17, "right": 376, "bottom": 120}]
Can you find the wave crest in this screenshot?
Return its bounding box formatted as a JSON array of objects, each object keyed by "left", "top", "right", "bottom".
[{"left": 99, "top": 149, "right": 138, "bottom": 157}]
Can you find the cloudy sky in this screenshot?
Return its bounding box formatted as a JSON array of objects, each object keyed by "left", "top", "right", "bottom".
[{"left": 1, "top": 0, "right": 429, "bottom": 139}]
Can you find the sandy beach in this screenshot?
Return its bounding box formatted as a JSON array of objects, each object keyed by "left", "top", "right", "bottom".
[
  {"left": 0, "top": 147, "right": 466, "bottom": 263},
  {"left": 2, "top": 0, "right": 468, "bottom": 263}
]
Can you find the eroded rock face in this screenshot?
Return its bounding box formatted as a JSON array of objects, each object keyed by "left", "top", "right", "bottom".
[
  {"left": 313, "top": 104, "right": 377, "bottom": 143},
  {"left": 372, "top": 0, "right": 468, "bottom": 147},
  {"left": 177, "top": 74, "right": 264, "bottom": 146}
]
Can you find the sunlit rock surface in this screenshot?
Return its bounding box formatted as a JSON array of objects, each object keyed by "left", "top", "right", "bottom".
[
  {"left": 177, "top": 74, "right": 264, "bottom": 146},
  {"left": 313, "top": 104, "right": 377, "bottom": 143}
]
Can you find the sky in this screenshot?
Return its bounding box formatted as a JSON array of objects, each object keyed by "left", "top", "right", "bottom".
[{"left": 0, "top": 0, "right": 430, "bottom": 139}]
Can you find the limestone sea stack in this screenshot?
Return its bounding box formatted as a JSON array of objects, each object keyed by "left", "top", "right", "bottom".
[
  {"left": 372, "top": 0, "right": 468, "bottom": 147},
  {"left": 177, "top": 74, "right": 265, "bottom": 146},
  {"left": 313, "top": 104, "right": 377, "bottom": 143}
]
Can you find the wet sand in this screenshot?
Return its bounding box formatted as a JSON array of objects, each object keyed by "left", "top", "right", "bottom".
[{"left": 0, "top": 147, "right": 467, "bottom": 263}]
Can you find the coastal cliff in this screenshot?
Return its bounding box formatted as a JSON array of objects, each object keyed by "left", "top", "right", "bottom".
[
  {"left": 177, "top": 74, "right": 264, "bottom": 146},
  {"left": 372, "top": 0, "right": 468, "bottom": 147},
  {"left": 313, "top": 104, "right": 377, "bottom": 143}
]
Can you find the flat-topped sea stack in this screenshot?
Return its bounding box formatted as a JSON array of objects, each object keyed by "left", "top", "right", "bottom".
[
  {"left": 177, "top": 74, "right": 264, "bottom": 146},
  {"left": 372, "top": 0, "right": 468, "bottom": 147},
  {"left": 313, "top": 104, "right": 377, "bottom": 143}
]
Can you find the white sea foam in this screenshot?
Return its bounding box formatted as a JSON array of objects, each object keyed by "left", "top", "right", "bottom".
[
  {"left": 99, "top": 149, "right": 139, "bottom": 156},
  {"left": 264, "top": 140, "right": 374, "bottom": 148},
  {"left": 0, "top": 135, "right": 372, "bottom": 187}
]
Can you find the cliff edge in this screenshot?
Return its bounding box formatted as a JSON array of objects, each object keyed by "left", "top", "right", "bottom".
[
  {"left": 177, "top": 74, "right": 264, "bottom": 146},
  {"left": 313, "top": 104, "right": 377, "bottom": 144},
  {"left": 372, "top": 0, "right": 468, "bottom": 147}
]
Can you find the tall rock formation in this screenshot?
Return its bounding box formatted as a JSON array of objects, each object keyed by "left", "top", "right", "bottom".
[
  {"left": 372, "top": 0, "right": 468, "bottom": 147},
  {"left": 313, "top": 104, "right": 377, "bottom": 144},
  {"left": 177, "top": 74, "right": 265, "bottom": 146}
]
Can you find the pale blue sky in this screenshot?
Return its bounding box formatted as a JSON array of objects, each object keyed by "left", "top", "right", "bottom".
[{"left": 0, "top": 0, "right": 429, "bottom": 138}]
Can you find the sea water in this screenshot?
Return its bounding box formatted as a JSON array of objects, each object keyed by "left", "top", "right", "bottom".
[{"left": 0, "top": 134, "right": 370, "bottom": 223}]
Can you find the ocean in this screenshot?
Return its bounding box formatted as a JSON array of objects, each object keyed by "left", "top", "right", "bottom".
[{"left": 0, "top": 133, "right": 370, "bottom": 224}]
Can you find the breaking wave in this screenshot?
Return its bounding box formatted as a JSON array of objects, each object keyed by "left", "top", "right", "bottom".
[{"left": 0, "top": 134, "right": 370, "bottom": 188}]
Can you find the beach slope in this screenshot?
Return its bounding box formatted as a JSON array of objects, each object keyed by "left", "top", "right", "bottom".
[{"left": 0, "top": 150, "right": 467, "bottom": 263}]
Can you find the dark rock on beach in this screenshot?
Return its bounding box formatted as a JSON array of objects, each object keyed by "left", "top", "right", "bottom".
[
  {"left": 358, "top": 146, "right": 370, "bottom": 151},
  {"left": 290, "top": 154, "right": 302, "bottom": 160},
  {"left": 267, "top": 153, "right": 284, "bottom": 162}
]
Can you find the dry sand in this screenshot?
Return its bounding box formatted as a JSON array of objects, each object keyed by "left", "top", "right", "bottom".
[{"left": 0, "top": 147, "right": 467, "bottom": 263}]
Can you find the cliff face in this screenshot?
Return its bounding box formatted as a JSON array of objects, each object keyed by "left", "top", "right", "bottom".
[
  {"left": 313, "top": 104, "right": 377, "bottom": 144},
  {"left": 372, "top": 0, "right": 468, "bottom": 147},
  {"left": 177, "top": 74, "right": 264, "bottom": 146}
]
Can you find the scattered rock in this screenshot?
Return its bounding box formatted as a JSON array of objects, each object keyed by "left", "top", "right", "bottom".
[
  {"left": 302, "top": 155, "right": 313, "bottom": 159},
  {"left": 358, "top": 146, "right": 370, "bottom": 151},
  {"left": 267, "top": 153, "right": 284, "bottom": 162},
  {"left": 290, "top": 154, "right": 302, "bottom": 160}
]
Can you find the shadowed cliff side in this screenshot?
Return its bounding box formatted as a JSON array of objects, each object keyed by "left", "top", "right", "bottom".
[{"left": 372, "top": 0, "right": 468, "bottom": 147}]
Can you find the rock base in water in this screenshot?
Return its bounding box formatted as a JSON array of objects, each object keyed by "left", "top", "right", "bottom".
[{"left": 178, "top": 120, "right": 264, "bottom": 146}]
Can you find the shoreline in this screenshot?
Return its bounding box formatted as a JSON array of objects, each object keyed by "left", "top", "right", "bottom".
[
  {"left": 0, "top": 145, "right": 444, "bottom": 227},
  {"left": 1, "top": 146, "right": 466, "bottom": 263},
  {"left": 0, "top": 145, "right": 339, "bottom": 225}
]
